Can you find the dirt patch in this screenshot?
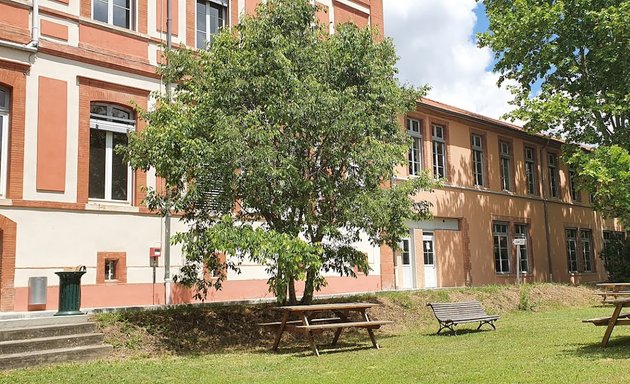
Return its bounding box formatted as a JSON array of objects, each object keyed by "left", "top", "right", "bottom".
[{"left": 94, "top": 283, "right": 601, "bottom": 359}]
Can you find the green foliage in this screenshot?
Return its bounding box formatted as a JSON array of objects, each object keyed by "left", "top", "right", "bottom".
[
  {"left": 568, "top": 145, "right": 630, "bottom": 226},
  {"left": 126, "top": 0, "right": 433, "bottom": 304},
  {"left": 518, "top": 284, "right": 532, "bottom": 311},
  {"left": 599, "top": 236, "right": 630, "bottom": 282},
  {"left": 479, "top": 0, "right": 630, "bottom": 225}
]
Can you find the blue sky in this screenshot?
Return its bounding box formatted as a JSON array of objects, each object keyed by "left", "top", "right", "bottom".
[{"left": 384, "top": 1, "right": 514, "bottom": 119}]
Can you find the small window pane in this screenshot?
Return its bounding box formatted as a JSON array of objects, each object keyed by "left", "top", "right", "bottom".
[
  {"left": 94, "top": 0, "right": 108, "bottom": 23},
  {"left": 111, "top": 107, "right": 131, "bottom": 120},
  {"left": 111, "top": 132, "right": 128, "bottom": 201},
  {"left": 401, "top": 239, "right": 410, "bottom": 265},
  {"left": 0, "top": 89, "right": 6, "bottom": 109},
  {"left": 89, "top": 129, "right": 107, "bottom": 199},
  {"left": 113, "top": 6, "right": 131, "bottom": 28}
]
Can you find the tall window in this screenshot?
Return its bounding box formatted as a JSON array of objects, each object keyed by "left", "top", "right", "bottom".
[
  {"left": 432, "top": 124, "right": 446, "bottom": 179},
  {"left": 196, "top": 0, "right": 228, "bottom": 49},
  {"left": 0, "top": 87, "right": 9, "bottom": 197},
  {"left": 499, "top": 141, "right": 511, "bottom": 191},
  {"left": 548, "top": 153, "right": 559, "bottom": 198},
  {"left": 524, "top": 147, "right": 537, "bottom": 195},
  {"left": 515, "top": 224, "right": 530, "bottom": 273},
  {"left": 493, "top": 222, "right": 510, "bottom": 273},
  {"left": 580, "top": 229, "right": 593, "bottom": 272},
  {"left": 569, "top": 167, "right": 580, "bottom": 202},
  {"left": 93, "top": 0, "right": 135, "bottom": 29},
  {"left": 407, "top": 118, "right": 422, "bottom": 176},
  {"left": 566, "top": 229, "right": 578, "bottom": 272},
  {"left": 89, "top": 103, "right": 134, "bottom": 202},
  {"left": 471, "top": 134, "right": 484, "bottom": 186}
]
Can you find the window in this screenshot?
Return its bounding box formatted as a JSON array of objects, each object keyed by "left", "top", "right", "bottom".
[
  {"left": 471, "top": 134, "right": 484, "bottom": 186},
  {"left": 196, "top": 0, "right": 228, "bottom": 49},
  {"left": 493, "top": 222, "right": 510, "bottom": 273},
  {"left": 401, "top": 239, "right": 410, "bottom": 266},
  {"left": 569, "top": 167, "right": 580, "bottom": 202},
  {"left": 566, "top": 229, "right": 578, "bottom": 272},
  {"left": 0, "top": 87, "right": 9, "bottom": 197},
  {"left": 580, "top": 229, "right": 593, "bottom": 272},
  {"left": 89, "top": 103, "right": 134, "bottom": 202},
  {"left": 548, "top": 153, "right": 559, "bottom": 198},
  {"left": 93, "top": 0, "right": 135, "bottom": 29},
  {"left": 423, "top": 232, "right": 434, "bottom": 265},
  {"left": 407, "top": 118, "right": 422, "bottom": 176},
  {"left": 524, "top": 147, "right": 537, "bottom": 195},
  {"left": 499, "top": 141, "right": 511, "bottom": 191},
  {"left": 104, "top": 259, "right": 118, "bottom": 280},
  {"left": 515, "top": 224, "right": 530, "bottom": 273},
  {"left": 431, "top": 124, "right": 446, "bottom": 179}
]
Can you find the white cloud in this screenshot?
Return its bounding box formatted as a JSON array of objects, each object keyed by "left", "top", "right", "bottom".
[{"left": 384, "top": 0, "right": 515, "bottom": 120}]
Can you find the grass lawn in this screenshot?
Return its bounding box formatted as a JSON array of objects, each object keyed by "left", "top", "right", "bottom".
[{"left": 2, "top": 305, "right": 630, "bottom": 384}]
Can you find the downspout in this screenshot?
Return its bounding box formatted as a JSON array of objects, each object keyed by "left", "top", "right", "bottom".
[
  {"left": 541, "top": 140, "right": 554, "bottom": 282},
  {"left": 163, "top": 0, "right": 173, "bottom": 306},
  {"left": 0, "top": 0, "right": 39, "bottom": 53},
  {"left": 26, "top": 0, "right": 40, "bottom": 49}
]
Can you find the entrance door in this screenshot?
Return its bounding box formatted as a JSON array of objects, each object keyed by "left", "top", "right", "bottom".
[
  {"left": 423, "top": 232, "right": 437, "bottom": 288},
  {"left": 400, "top": 238, "right": 414, "bottom": 289}
]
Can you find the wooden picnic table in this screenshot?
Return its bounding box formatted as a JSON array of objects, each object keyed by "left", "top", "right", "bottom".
[
  {"left": 262, "top": 302, "right": 392, "bottom": 356},
  {"left": 583, "top": 298, "right": 630, "bottom": 347},
  {"left": 595, "top": 282, "right": 630, "bottom": 303}
]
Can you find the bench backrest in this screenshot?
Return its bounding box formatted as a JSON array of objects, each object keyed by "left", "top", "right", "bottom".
[{"left": 427, "top": 301, "right": 489, "bottom": 321}]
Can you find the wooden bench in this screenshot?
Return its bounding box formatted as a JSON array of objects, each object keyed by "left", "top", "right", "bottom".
[
  {"left": 595, "top": 292, "right": 630, "bottom": 303},
  {"left": 583, "top": 313, "right": 630, "bottom": 326},
  {"left": 427, "top": 301, "right": 500, "bottom": 335},
  {"left": 294, "top": 320, "right": 392, "bottom": 331}
]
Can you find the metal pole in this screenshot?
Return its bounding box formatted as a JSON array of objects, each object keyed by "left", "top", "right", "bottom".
[{"left": 164, "top": 0, "right": 173, "bottom": 306}]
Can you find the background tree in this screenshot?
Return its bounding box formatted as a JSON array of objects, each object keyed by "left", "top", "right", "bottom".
[
  {"left": 479, "top": 0, "right": 630, "bottom": 225},
  {"left": 126, "top": 0, "right": 433, "bottom": 304}
]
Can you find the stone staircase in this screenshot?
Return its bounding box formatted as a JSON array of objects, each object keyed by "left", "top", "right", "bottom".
[{"left": 0, "top": 314, "right": 112, "bottom": 370}]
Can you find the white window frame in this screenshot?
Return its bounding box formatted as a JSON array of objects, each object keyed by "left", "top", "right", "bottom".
[
  {"left": 105, "top": 259, "right": 118, "bottom": 280},
  {"left": 499, "top": 141, "right": 511, "bottom": 191},
  {"left": 524, "top": 147, "right": 536, "bottom": 195},
  {"left": 196, "top": 0, "right": 229, "bottom": 49},
  {"left": 407, "top": 118, "right": 422, "bottom": 176},
  {"left": 471, "top": 134, "right": 484, "bottom": 186},
  {"left": 0, "top": 88, "right": 9, "bottom": 198},
  {"left": 566, "top": 228, "right": 578, "bottom": 273},
  {"left": 580, "top": 229, "right": 593, "bottom": 272},
  {"left": 431, "top": 124, "right": 446, "bottom": 179},
  {"left": 89, "top": 103, "right": 134, "bottom": 203},
  {"left": 493, "top": 222, "right": 510, "bottom": 274},
  {"left": 569, "top": 167, "right": 580, "bottom": 202},
  {"left": 93, "top": 0, "right": 136, "bottom": 30}
]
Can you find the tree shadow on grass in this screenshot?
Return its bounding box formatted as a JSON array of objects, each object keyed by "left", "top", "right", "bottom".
[
  {"left": 563, "top": 336, "right": 630, "bottom": 360},
  {"left": 98, "top": 302, "right": 396, "bottom": 357}
]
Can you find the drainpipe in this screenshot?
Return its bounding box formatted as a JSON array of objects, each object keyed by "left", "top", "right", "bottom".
[
  {"left": 541, "top": 140, "right": 554, "bottom": 282},
  {"left": 0, "top": 0, "right": 39, "bottom": 53},
  {"left": 163, "top": 0, "right": 173, "bottom": 306},
  {"left": 26, "top": 0, "right": 40, "bottom": 49}
]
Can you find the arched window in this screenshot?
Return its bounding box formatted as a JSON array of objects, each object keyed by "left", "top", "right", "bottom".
[
  {"left": 0, "top": 87, "right": 9, "bottom": 197},
  {"left": 89, "top": 103, "right": 135, "bottom": 202}
]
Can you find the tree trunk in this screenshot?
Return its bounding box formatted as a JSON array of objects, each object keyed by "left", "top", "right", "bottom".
[
  {"left": 300, "top": 269, "right": 315, "bottom": 305},
  {"left": 288, "top": 277, "right": 297, "bottom": 305}
]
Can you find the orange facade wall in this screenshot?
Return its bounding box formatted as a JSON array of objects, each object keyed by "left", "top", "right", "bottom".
[
  {"left": 392, "top": 102, "right": 618, "bottom": 289},
  {"left": 79, "top": 24, "right": 148, "bottom": 60},
  {"left": 12, "top": 274, "right": 381, "bottom": 311},
  {"left": 41, "top": 20, "right": 69, "bottom": 41},
  {"left": 156, "top": 0, "right": 179, "bottom": 35},
  {"left": 333, "top": 1, "right": 369, "bottom": 28},
  {"left": 36, "top": 76, "right": 67, "bottom": 192},
  {"left": 0, "top": 2, "right": 29, "bottom": 33}
]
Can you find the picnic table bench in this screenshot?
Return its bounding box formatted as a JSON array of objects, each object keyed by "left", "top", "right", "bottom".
[
  {"left": 260, "top": 302, "right": 392, "bottom": 356},
  {"left": 427, "top": 301, "right": 500, "bottom": 335},
  {"left": 595, "top": 283, "right": 630, "bottom": 303},
  {"left": 583, "top": 297, "right": 630, "bottom": 347}
]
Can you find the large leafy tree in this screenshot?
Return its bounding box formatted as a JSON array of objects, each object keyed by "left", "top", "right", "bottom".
[
  {"left": 126, "top": 0, "right": 433, "bottom": 304},
  {"left": 479, "top": 0, "right": 630, "bottom": 224}
]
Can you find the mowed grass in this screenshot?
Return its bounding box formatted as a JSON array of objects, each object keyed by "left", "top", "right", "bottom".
[{"left": 2, "top": 305, "right": 630, "bottom": 384}]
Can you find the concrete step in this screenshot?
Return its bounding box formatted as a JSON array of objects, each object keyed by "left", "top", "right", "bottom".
[
  {"left": 0, "top": 332, "right": 105, "bottom": 355},
  {"left": 0, "top": 322, "right": 96, "bottom": 342},
  {"left": 0, "top": 344, "right": 113, "bottom": 371},
  {"left": 0, "top": 315, "right": 90, "bottom": 330}
]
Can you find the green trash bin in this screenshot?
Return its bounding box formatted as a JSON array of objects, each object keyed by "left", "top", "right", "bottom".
[{"left": 54, "top": 266, "right": 86, "bottom": 316}]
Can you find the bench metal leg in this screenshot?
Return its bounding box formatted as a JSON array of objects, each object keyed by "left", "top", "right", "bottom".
[
  {"left": 477, "top": 320, "right": 496, "bottom": 331},
  {"left": 437, "top": 322, "right": 456, "bottom": 335}
]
